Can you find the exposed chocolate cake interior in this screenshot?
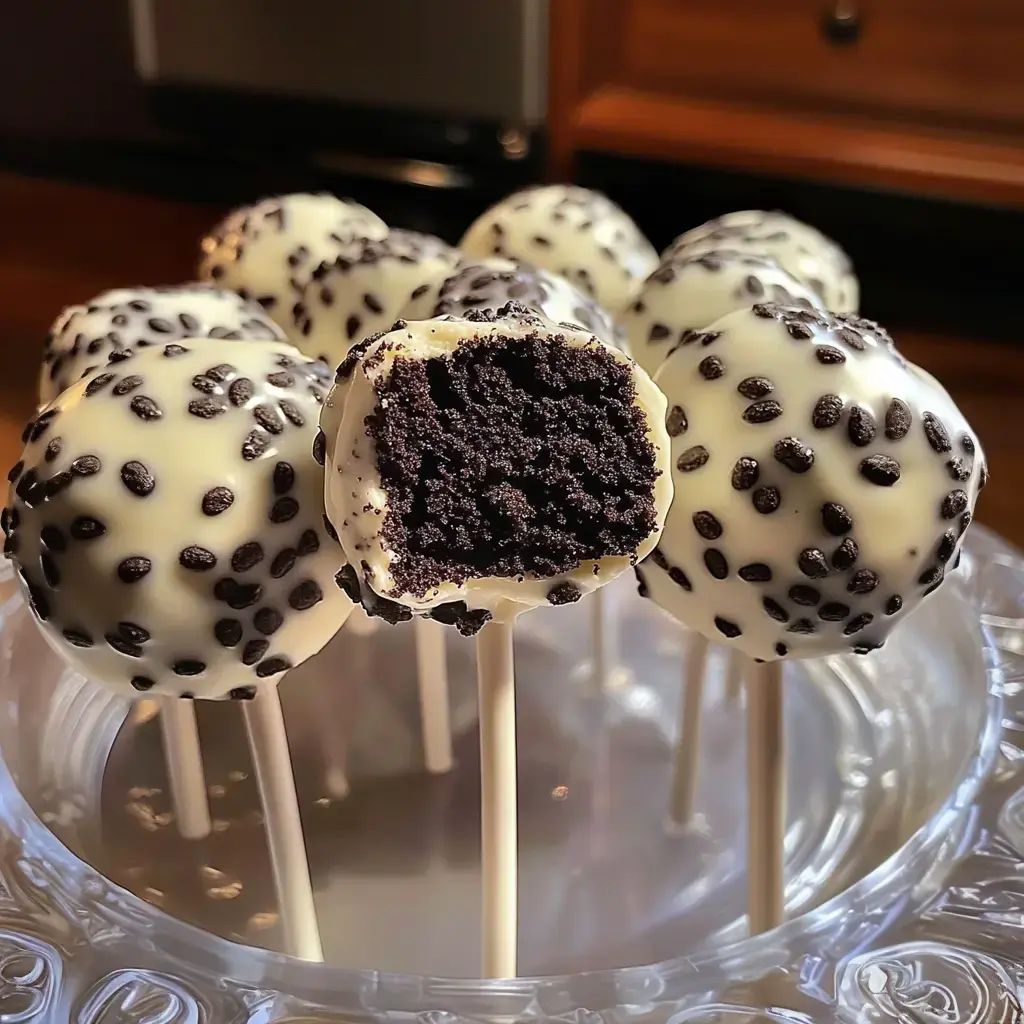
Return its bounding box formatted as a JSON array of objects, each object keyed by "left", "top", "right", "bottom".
[{"left": 367, "top": 323, "right": 660, "bottom": 598}]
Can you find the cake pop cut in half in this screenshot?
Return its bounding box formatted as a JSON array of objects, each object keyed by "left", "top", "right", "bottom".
[
  {"left": 320, "top": 303, "right": 673, "bottom": 633},
  {"left": 640, "top": 303, "right": 987, "bottom": 662}
]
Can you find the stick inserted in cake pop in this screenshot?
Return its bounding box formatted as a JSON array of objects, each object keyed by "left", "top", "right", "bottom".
[
  {"left": 639, "top": 302, "right": 987, "bottom": 937},
  {"left": 6, "top": 337, "right": 354, "bottom": 960},
  {"left": 415, "top": 617, "right": 453, "bottom": 774},
  {"left": 668, "top": 632, "right": 709, "bottom": 828},
  {"left": 158, "top": 697, "right": 212, "bottom": 839},
  {"left": 322, "top": 305, "right": 673, "bottom": 977}
]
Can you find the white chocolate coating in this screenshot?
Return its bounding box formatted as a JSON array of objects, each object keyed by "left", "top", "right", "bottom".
[
  {"left": 40, "top": 285, "right": 287, "bottom": 406},
  {"left": 642, "top": 303, "right": 985, "bottom": 662},
  {"left": 198, "top": 192, "right": 388, "bottom": 335},
  {"left": 664, "top": 210, "right": 859, "bottom": 314},
  {"left": 5, "top": 339, "right": 351, "bottom": 698},
  {"left": 293, "top": 230, "right": 461, "bottom": 367},
  {"left": 622, "top": 249, "right": 822, "bottom": 377},
  {"left": 431, "top": 258, "right": 625, "bottom": 349},
  {"left": 459, "top": 185, "right": 658, "bottom": 313},
  {"left": 321, "top": 308, "right": 673, "bottom": 624}
]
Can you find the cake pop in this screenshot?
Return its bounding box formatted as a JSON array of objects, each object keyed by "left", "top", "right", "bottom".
[
  {"left": 292, "top": 231, "right": 461, "bottom": 367},
  {"left": 639, "top": 301, "right": 985, "bottom": 932},
  {"left": 622, "top": 250, "right": 822, "bottom": 377},
  {"left": 459, "top": 185, "right": 658, "bottom": 313},
  {"left": 40, "top": 285, "right": 286, "bottom": 406},
  {"left": 320, "top": 304, "right": 673, "bottom": 975},
  {"left": 5, "top": 337, "right": 353, "bottom": 961},
  {"left": 198, "top": 192, "right": 388, "bottom": 325},
  {"left": 664, "top": 211, "right": 858, "bottom": 314}
]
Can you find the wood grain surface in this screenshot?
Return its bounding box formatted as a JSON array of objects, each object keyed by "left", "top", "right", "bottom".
[{"left": 0, "top": 173, "right": 1018, "bottom": 546}]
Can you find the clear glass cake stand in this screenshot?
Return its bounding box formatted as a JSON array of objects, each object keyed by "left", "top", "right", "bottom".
[{"left": 0, "top": 526, "right": 1019, "bottom": 1023}]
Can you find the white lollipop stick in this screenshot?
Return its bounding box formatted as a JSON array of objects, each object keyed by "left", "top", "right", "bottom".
[
  {"left": 746, "top": 660, "right": 785, "bottom": 935},
  {"left": 158, "top": 699, "right": 212, "bottom": 840},
  {"left": 724, "top": 648, "right": 745, "bottom": 705},
  {"left": 476, "top": 619, "right": 518, "bottom": 977},
  {"left": 414, "top": 617, "right": 453, "bottom": 774},
  {"left": 242, "top": 687, "right": 323, "bottom": 961},
  {"left": 668, "top": 632, "right": 709, "bottom": 827},
  {"left": 590, "top": 590, "right": 615, "bottom": 692}
]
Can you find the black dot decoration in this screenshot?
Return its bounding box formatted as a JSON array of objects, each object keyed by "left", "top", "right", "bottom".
[
  {"left": 714, "top": 616, "right": 742, "bottom": 638},
  {"left": 703, "top": 549, "right": 729, "bottom": 579},
  {"left": 831, "top": 538, "right": 859, "bottom": 571},
  {"left": 202, "top": 487, "right": 234, "bottom": 516},
  {"left": 821, "top": 502, "right": 853, "bottom": 536},
  {"left": 859, "top": 455, "right": 900, "bottom": 486},
  {"left": 752, "top": 486, "right": 781, "bottom": 514},
  {"left": 738, "top": 563, "right": 772, "bottom": 582},
  {"left": 120, "top": 461, "right": 155, "bottom": 497},
  {"left": 692, "top": 511, "right": 723, "bottom": 540},
  {"left": 773, "top": 438, "right": 814, "bottom": 473},
  {"left": 179, "top": 546, "right": 217, "bottom": 571},
  {"left": 117, "top": 556, "right": 152, "bottom": 583},
  {"left": 731, "top": 457, "right": 759, "bottom": 491},
  {"left": 677, "top": 446, "right": 710, "bottom": 473}
]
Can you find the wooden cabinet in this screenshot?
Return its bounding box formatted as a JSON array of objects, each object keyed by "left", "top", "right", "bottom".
[{"left": 549, "top": 0, "right": 1024, "bottom": 206}]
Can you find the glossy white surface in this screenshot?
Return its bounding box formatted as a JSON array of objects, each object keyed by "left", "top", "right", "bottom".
[
  {"left": 459, "top": 185, "right": 658, "bottom": 314},
  {"left": 644, "top": 304, "right": 985, "bottom": 661},
  {"left": 6, "top": 338, "right": 351, "bottom": 697}
]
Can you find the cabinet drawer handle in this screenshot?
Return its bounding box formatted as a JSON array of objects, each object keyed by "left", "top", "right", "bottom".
[{"left": 822, "top": 3, "right": 862, "bottom": 45}]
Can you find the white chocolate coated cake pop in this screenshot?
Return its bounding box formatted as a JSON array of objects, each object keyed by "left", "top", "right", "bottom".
[
  {"left": 623, "top": 249, "right": 822, "bottom": 377},
  {"left": 664, "top": 210, "right": 859, "bottom": 314},
  {"left": 459, "top": 185, "right": 658, "bottom": 313},
  {"left": 431, "top": 258, "right": 624, "bottom": 349},
  {"left": 5, "top": 338, "right": 351, "bottom": 698},
  {"left": 198, "top": 192, "right": 388, "bottom": 326},
  {"left": 293, "top": 231, "right": 461, "bottom": 367},
  {"left": 320, "top": 304, "right": 672, "bottom": 632},
  {"left": 40, "top": 285, "right": 287, "bottom": 406},
  {"left": 639, "top": 303, "right": 986, "bottom": 662}
]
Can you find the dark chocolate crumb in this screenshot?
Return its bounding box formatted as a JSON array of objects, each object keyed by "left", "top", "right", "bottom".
[
  {"left": 70, "top": 455, "right": 101, "bottom": 477},
  {"left": 692, "top": 511, "right": 723, "bottom": 540},
  {"left": 288, "top": 579, "right": 323, "bottom": 610},
  {"left": 885, "top": 399, "right": 911, "bottom": 440},
  {"left": 253, "top": 607, "right": 284, "bottom": 635},
  {"left": 859, "top": 454, "right": 900, "bottom": 486},
  {"left": 270, "top": 548, "right": 297, "bottom": 578},
  {"left": 752, "top": 486, "right": 781, "bottom": 514},
  {"left": 847, "top": 407, "right": 876, "bottom": 447},
  {"left": 202, "top": 487, "right": 234, "bottom": 516},
  {"left": 70, "top": 515, "right": 106, "bottom": 540},
  {"left": 941, "top": 489, "right": 968, "bottom": 519},
  {"left": 547, "top": 582, "right": 582, "bottom": 605},
  {"left": 743, "top": 400, "right": 783, "bottom": 424},
  {"left": 677, "top": 445, "right": 710, "bottom": 472},
  {"left": 812, "top": 394, "right": 843, "bottom": 430},
  {"left": 731, "top": 457, "right": 759, "bottom": 490},
  {"left": 179, "top": 545, "right": 217, "bottom": 572},
  {"left": 818, "top": 602, "right": 850, "bottom": 621},
  {"left": 121, "top": 461, "right": 156, "bottom": 497},
  {"left": 847, "top": 569, "right": 879, "bottom": 594},
  {"left": 703, "top": 548, "right": 729, "bottom": 579},
  {"left": 843, "top": 613, "right": 874, "bottom": 636},
  {"left": 242, "top": 638, "right": 269, "bottom": 665},
  {"left": 698, "top": 356, "right": 725, "bottom": 380},
  {"left": 173, "top": 659, "right": 206, "bottom": 676},
  {"left": 922, "top": 412, "right": 952, "bottom": 453},
  {"left": 831, "top": 537, "right": 859, "bottom": 571},
  {"left": 62, "top": 628, "right": 93, "bottom": 648},
  {"left": 821, "top": 502, "right": 853, "bottom": 536},
  {"left": 130, "top": 396, "right": 162, "bottom": 421},
  {"left": 117, "top": 556, "right": 152, "bottom": 583},
  {"left": 229, "top": 378, "right": 254, "bottom": 407},
  {"left": 714, "top": 616, "right": 742, "bottom": 638},
  {"left": 789, "top": 584, "right": 821, "bottom": 606},
  {"left": 773, "top": 437, "right": 814, "bottom": 473},
  {"left": 273, "top": 462, "right": 295, "bottom": 495},
  {"left": 737, "top": 377, "right": 773, "bottom": 400},
  {"left": 232, "top": 542, "right": 264, "bottom": 573},
  {"left": 256, "top": 656, "right": 292, "bottom": 678},
  {"left": 666, "top": 406, "right": 688, "bottom": 437}
]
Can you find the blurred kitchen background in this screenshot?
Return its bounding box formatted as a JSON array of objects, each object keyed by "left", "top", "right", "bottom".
[{"left": 1, "top": 0, "right": 1022, "bottom": 538}]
